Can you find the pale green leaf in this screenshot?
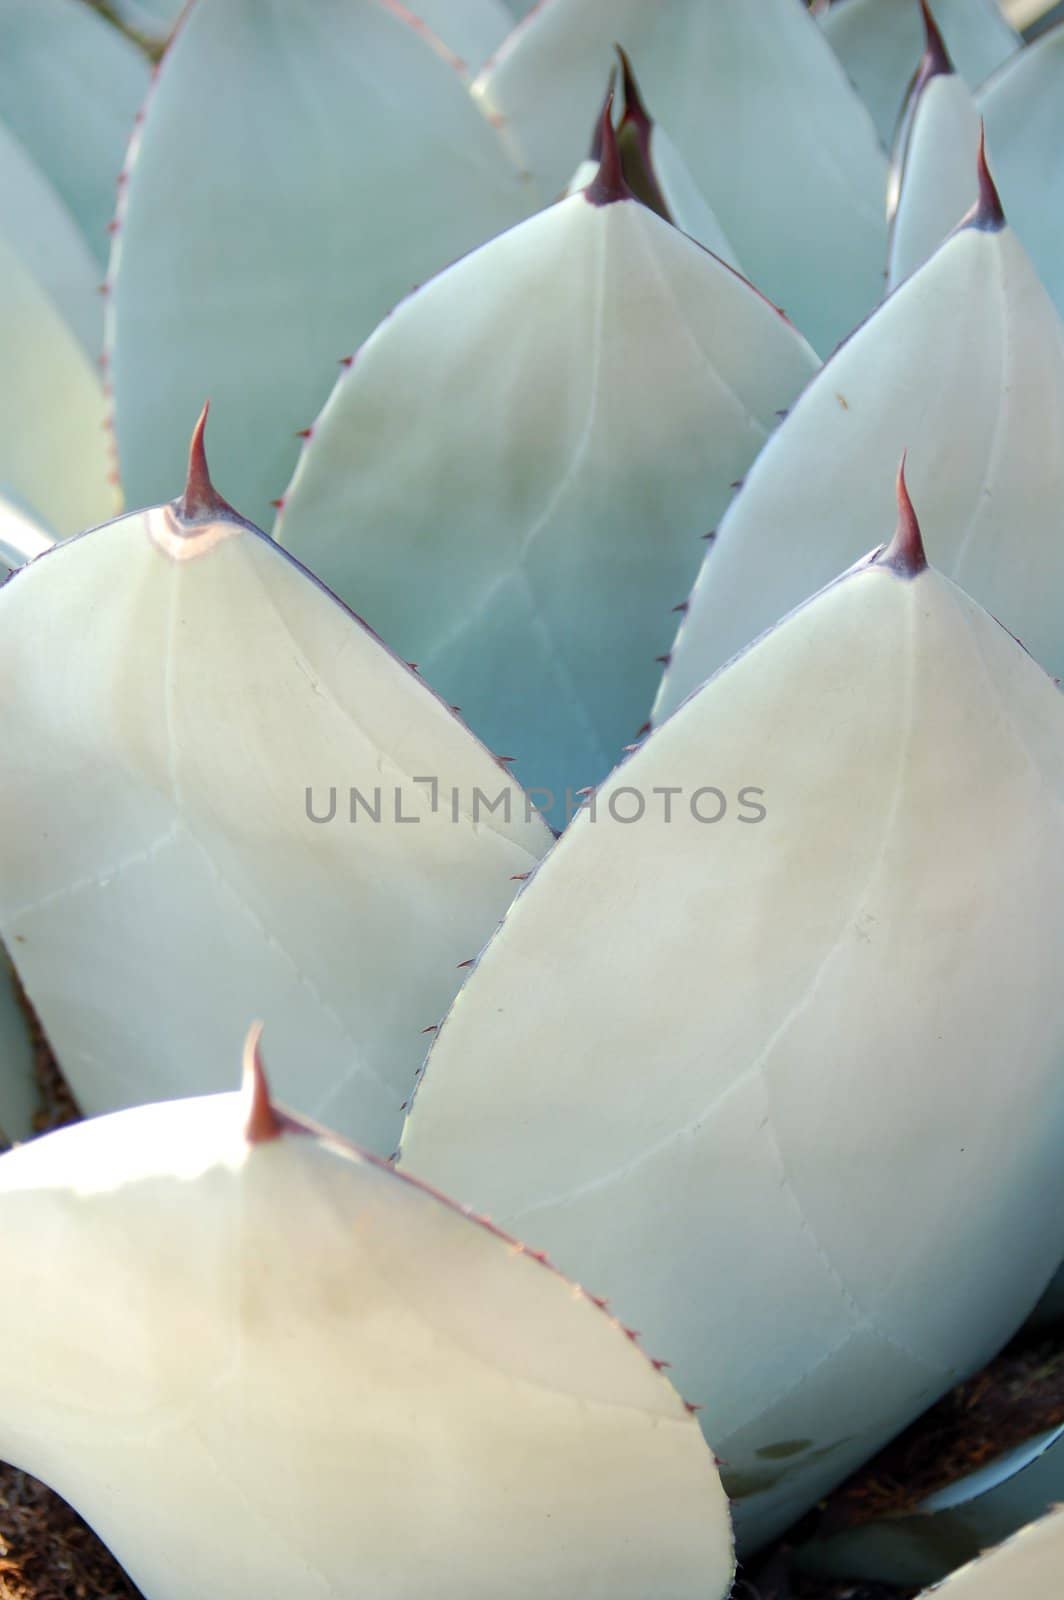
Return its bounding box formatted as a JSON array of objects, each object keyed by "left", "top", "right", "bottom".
[
  {"left": 0, "top": 118, "right": 103, "bottom": 359},
  {"left": 0, "top": 1070, "right": 734, "bottom": 1599},
  {"left": 888, "top": 73, "right": 981, "bottom": 291},
  {"left": 979, "top": 22, "right": 1064, "bottom": 317},
  {"left": 798, "top": 1424, "right": 1064, "bottom": 1587},
  {"left": 820, "top": 0, "right": 1020, "bottom": 146},
  {"left": 656, "top": 203, "right": 1064, "bottom": 723},
  {"left": 0, "top": 234, "right": 116, "bottom": 537},
  {"left": 405, "top": 0, "right": 514, "bottom": 69},
  {"left": 475, "top": 0, "right": 888, "bottom": 354},
  {"left": 276, "top": 186, "right": 817, "bottom": 818},
  {"left": 403, "top": 525, "right": 1064, "bottom": 1552},
  {"left": 0, "top": 0, "right": 148, "bottom": 267},
  {"left": 109, "top": 0, "right": 538, "bottom": 529},
  {"left": 0, "top": 955, "right": 35, "bottom": 1150},
  {"left": 0, "top": 465, "right": 550, "bottom": 1154},
  {"left": 923, "top": 1508, "right": 1064, "bottom": 1595}
]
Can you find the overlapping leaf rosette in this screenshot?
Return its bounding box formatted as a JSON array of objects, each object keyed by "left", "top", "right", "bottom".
[{"left": 2, "top": 2, "right": 1064, "bottom": 1596}]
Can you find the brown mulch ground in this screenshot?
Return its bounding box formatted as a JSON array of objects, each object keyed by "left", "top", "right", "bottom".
[
  {"left": 813, "top": 1335, "right": 1064, "bottom": 1536},
  {"left": 0, "top": 1470, "right": 142, "bottom": 1600}
]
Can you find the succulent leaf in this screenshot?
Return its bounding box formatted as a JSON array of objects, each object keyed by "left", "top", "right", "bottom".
[
  {"left": 0, "top": 495, "right": 55, "bottom": 575},
  {"left": 1026, "top": 1261, "right": 1064, "bottom": 1329},
  {"left": 655, "top": 151, "right": 1064, "bottom": 723},
  {"left": 403, "top": 485, "right": 1064, "bottom": 1551},
  {"left": 474, "top": 0, "right": 888, "bottom": 355},
  {"left": 888, "top": 68, "right": 981, "bottom": 291},
  {"left": 609, "top": 49, "right": 741, "bottom": 267},
  {"left": 0, "top": 0, "right": 149, "bottom": 268},
  {"left": 979, "top": 20, "right": 1064, "bottom": 319},
  {"left": 0, "top": 419, "right": 551, "bottom": 1152},
  {"left": 0, "top": 118, "right": 103, "bottom": 360},
  {"left": 401, "top": 0, "right": 514, "bottom": 69},
  {"left": 0, "top": 1047, "right": 734, "bottom": 1600},
  {"left": 108, "top": 0, "right": 539, "bottom": 529},
  {"left": 920, "top": 1506, "right": 1064, "bottom": 1595},
  {"left": 0, "top": 954, "right": 36, "bottom": 1151},
  {"left": 798, "top": 1421, "right": 1064, "bottom": 1588},
  {"left": 820, "top": 0, "right": 1020, "bottom": 147},
  {"left": 0, "top": 234, "right": 116, "bottom": 538},
  {"left": 275, "top": 176, "right": 817, "bottom": 817},
  {"left": 109, "top": 0, "right": 183, "bottom": 45}
]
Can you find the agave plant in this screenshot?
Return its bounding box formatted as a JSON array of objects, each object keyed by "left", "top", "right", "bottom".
[
  {"left": 0, "top": 1028, "right": 733, "bottom": 1599},
  {"left": 4, "top": 0, "right": 1064, "bottom": 1596}
]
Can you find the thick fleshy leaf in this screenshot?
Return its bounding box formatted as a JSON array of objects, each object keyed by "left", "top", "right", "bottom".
[
  {"left": 0, "top": 426, "right": 551, "bottom": 1153},
  {"left": 0, "top": 118, "right": 103, "bottom": 358},
  {"left": 403, "top": 491, "right": 1064, "bottom": 1552},
  {"left": 798, "top": 1423, "right": 1064, "bottom": 1588},
  {"left": 0, "top": 234, "right": 116, "bottom": 537},
  {"left": 641, "top": 123, "right": 740, "bottom": 263},
  {"left": 888, "top": 73, "right": 981, "bottom": 291},
  {"left": 610, "top": 49, "right": 741, "bottom": 267},
  {"left": 922, "top": 1508, "right": 1064, "bottom": 1595},
  {"left": 563, "top": 74, "right": 740, "bottom": 267},
  {"left": 110, "top": 0, "right": 183, "bottom": 43},
  {"left": 276, "top": 165, "right": 817, "bottom": 819},
  {"left": 979, "top": 22, "right": 1064, "bottom": 317},
  {"left": 1026, "top": 1261, "right": 1064, "bottom": 1328},
  {"left": 1016, "top": 0, "right": 1064, "bottom": 32},
  {"left": 406, "top": 0, "right": 513, "bottom": 68},
  {"left": 0, "top": 957, "right": 36, "bottom": 1150},
  {"left": 475, "top": 0, "right": 887, "bottom": 354},
  {"left": 656, "top": 169, "right": 1064, "bottom": 723},
  {"left": 0, "top": 1051, "right": 734, "bottom": 1600},
  {"left": 0, "top": 0, "right": 148, "bottom": 267},
  {"left": 109, "top": 0, "right": 537, "bottom": 529},
  {"left": 0, "top": 495, "right": 55, "bottom": 575},
  {"left": 820, "top": 0, "right": 1020, "bottom": 146}
]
